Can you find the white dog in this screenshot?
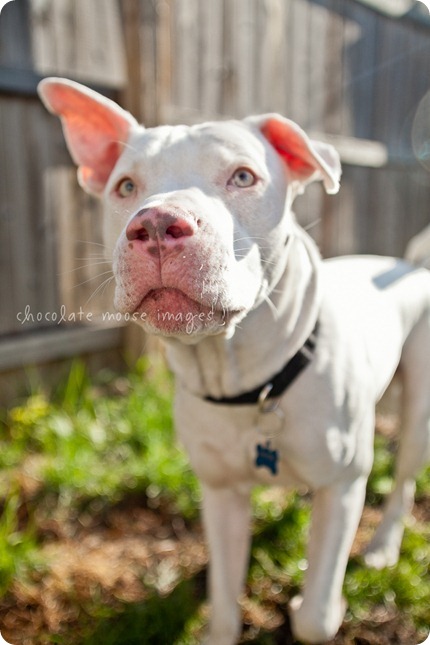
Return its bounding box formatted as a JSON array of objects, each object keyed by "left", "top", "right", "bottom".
[{"left": 38, "top": 78, "right": 430, "bottom": 644}]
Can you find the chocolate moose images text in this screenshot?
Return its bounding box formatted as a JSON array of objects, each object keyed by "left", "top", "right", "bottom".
[{"left": 16, "top": 305, "right": 222, "bottom": 334}]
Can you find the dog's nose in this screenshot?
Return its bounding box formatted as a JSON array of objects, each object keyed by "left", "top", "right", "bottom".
[{"left": 126, "top": 207, "right": 196, "bottom": 243}]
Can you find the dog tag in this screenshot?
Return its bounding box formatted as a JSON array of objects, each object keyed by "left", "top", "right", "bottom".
[
  {"left": 255, "top": 440, "right": 279, "bottom": 475},
  {"left": 253, "top": 385, "right": 283, "bottom": 475}
]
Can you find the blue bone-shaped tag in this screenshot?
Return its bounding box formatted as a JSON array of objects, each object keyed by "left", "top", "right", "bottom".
[{"left": 255, "top": 440, "right": 279, "bottom": 475}]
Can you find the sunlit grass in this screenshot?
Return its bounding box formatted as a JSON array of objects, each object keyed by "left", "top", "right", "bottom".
[{"left": 2, "top": 360, "right": 199, "bottom": 519}]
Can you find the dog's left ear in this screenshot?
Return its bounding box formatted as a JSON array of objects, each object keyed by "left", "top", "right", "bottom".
[{"left": 247, "top": 114, "right": 341, "bottom": 194}]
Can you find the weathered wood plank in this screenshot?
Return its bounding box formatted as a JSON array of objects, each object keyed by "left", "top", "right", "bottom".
[
  {"left": 306, "top": 2, "right": 330, "bottom": 130},
  {"left": 0, "top": 99, "right": 42, "bottom": 334},
  {"left": 120, "top": 0, "right": 144, "bottom": 122},
  {"left": 0, "top": 100, "right": 14, "bottom": 334},
  {"left": 200, "top": 0, "right": 224, "bottom": 116},
  {"left": 254, "top": 0, "right": 289, "bottom": 114},
  {"left": 45, "top": 167, "right": 114, "bottom": 320},
  {"left": 323, "top": 0, "right": 352, "bottom": 135},
  {"left": 0, "top": 0, "right": 32, "bottom": 69},
  {"left": 156, "top": 0, "right": 173, "bottom": 123},
  {"left": 233, "top": 0, "right": 257, "bottom": 117},
  {"left": 345, "top": 0, "right": 379, "bottom": 140},
  {"left": 29, "top": 0, "right": 127, "bottom": 87},
  {"left": 311, "top": 132, "right": 388, "bottom": 167},
  {"left": 288, "top": 0, "right": 312, "bottom": 125},
  {"left": 0, "top": 324, "right": 124, "bottom": 372},
  {"left": 173, "top": 0, "right": 201, "bottom": 113}
]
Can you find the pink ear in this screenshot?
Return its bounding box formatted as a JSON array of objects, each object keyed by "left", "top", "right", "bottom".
[
  {"left": 248, "top": 114, "right": 341, "bottom": 194},
  {"left": 38, "top": 78, "right": 139, "bottom": 195}
]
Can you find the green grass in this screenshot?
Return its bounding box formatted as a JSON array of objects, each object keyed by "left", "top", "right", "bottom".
[
  {"left": 0, "top": 360, "right": 429, "bottom": 644},
  {"left": 2, "top": 359, "right": 199, "bottom": 519},
  {"left": 0, "top": 359, "right": 200, "bottom": 602}
]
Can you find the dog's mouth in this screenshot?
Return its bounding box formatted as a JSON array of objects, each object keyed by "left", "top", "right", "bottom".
[{"left": 133, "top": 287, "right": 234, "bottom": 336}]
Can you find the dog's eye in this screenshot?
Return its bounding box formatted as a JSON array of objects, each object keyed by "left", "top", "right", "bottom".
[
  {"left": 230, "top": 168, "right": 257, "bottom": 188},
  {"left": 117, "top": 178, "right": 136, "bottom": 198}
]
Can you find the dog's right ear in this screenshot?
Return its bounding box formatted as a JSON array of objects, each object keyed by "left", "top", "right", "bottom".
[
  {"left": 246, "top": 114, "right": 341, "bottom": 195},
  {"left": 38, "top": 78, "right": 139, "bottom": 196}
]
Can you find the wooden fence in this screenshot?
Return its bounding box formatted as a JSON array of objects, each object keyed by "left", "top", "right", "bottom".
[
  {"left": 0, "top": 0, "right": 128, "bottom": 377},
  {"left": 1, "top": 0, "right": 430, "bottom": 378}
]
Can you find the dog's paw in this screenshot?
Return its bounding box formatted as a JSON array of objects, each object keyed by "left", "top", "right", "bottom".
[
  {"left": 289, "top": 595, "right": 346, "bottom": 644},
  {"left": 363, "top": 544, "right": 400, "bottom": 569},
  {"left": 203, "top": 619, "right": 241, "bottom": 645},
  {"left": 203, "top": 633, "right": 238, "bottom": 645},
  {"left": 363, "top": 523, "right": 403, "bottom": 569}
]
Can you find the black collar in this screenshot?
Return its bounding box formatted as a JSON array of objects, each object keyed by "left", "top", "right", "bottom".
[{"left": 204, "top": 321, "right": 319, "bottom": 405}]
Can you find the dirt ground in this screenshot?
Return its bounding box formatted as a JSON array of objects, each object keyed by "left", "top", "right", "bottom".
[{"left": 0, "top": 495, "right": 428, "bottom": 645}]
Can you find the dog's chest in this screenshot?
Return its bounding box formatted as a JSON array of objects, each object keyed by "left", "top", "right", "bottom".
[{"left": 175, "top": 392, "right": 310, "bottom": 489}]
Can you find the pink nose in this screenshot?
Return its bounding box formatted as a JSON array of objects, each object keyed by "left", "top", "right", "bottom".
[{"left": 126, "top": 207, "right": 197, "bottom": 243}]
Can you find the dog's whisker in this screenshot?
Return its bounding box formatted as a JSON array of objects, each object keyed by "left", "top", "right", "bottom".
[
  {"left": 75, "top": 239, "right": 110, "bottom": 250},
  {"left": 72, "top": 270, "right": 114, "bottom": 290},
  {"left": 235, "top": 253, "right": 276, "bottom": 267},
  {"left": 85, "top": 275, "right": 116, "bottom": 305},
  {"left": 233, "top": 248, "right": 264, "bottom": 254},
  {"left": 59, "top": 260, "right": 112, "bottom": 275},
  {"left": 303, "top": 218, "right": 322, "bottom": 232},
  {"left": 234, "top": 235, "right": 267, "bottom": 243},
  {"left": 75, "top": 255, "right": 109, "bottom": 261},
  {"left": 234, "top": 243, "right": 272, "bottom": 250},
  {"left": 261, "top": 292, "right": 280, "bottom": 319},
  {"left": 234, "top": 247, "right": 273, "bottom": 254},
  {"left": 114, "top": 139, "right": 139, "bottom": 153},
  {"left": 259, "top": 258, "right": 277, "bottom": 266}
]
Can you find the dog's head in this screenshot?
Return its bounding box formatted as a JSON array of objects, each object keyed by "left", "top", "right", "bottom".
[{"left": 38, "top": 78, "right": 341, "bottom": 341}]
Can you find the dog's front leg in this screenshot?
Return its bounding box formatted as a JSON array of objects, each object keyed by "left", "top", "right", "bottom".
[
  {"left": 290, "top": 475, "right": 367, "bottom": 644},
  {"left": 202, "top": 484, "right": 252, "bottom": 645}
]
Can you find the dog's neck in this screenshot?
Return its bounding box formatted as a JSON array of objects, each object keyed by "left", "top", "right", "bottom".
[{"left": 164, "top": 223, "right": 321, "bottom": 400}]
